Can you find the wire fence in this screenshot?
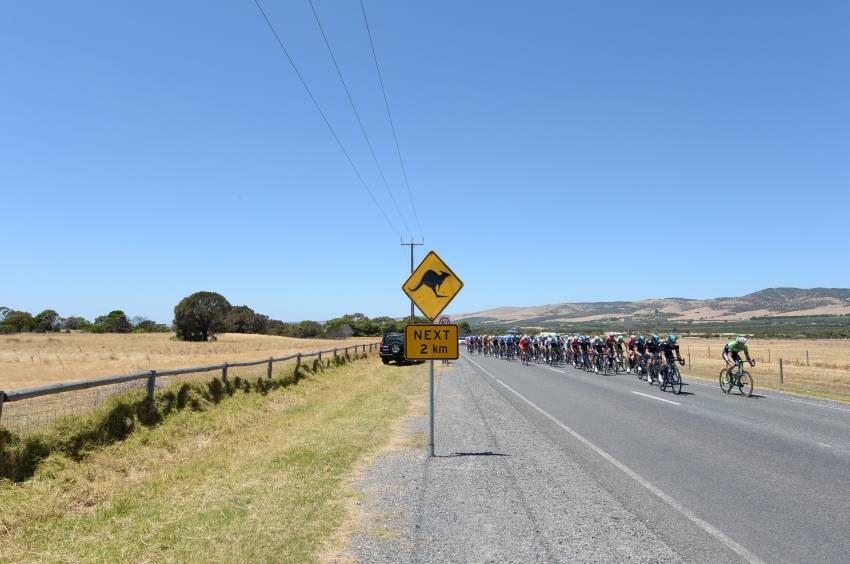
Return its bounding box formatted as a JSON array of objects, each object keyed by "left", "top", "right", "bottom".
[
  {"left": 0, "top": 342, "right": 379, "bottom": 433},
  {"left": 680, "top": 337, "right": 850, "bottom": 397}
]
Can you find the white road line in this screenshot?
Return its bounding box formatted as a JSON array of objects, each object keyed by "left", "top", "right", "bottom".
[
  {"left": 817, "top": 442, "right": 832, "bottom": 448},
  {"left": 463, "top": 355, "right": 764, "bottom": 564},
  {"left": 632, "top": 391, "right": 681, "bottom": 406},
  {"left": 548, "top": 367, "right": 566, "bottom": 374}
]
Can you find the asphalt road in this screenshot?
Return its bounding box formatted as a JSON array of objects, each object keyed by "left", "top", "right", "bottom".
[{"left": 460, "top": 351, "right": 850, "bottom": 563}]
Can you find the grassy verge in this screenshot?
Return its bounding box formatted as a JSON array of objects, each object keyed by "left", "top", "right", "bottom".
[{"left": 0, "top": 356, "right": 427, "bottom": 562}]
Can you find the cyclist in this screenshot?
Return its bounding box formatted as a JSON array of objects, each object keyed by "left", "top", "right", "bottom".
[
  {"left": 519, "top": 334, "right": 531, "bottom": 361},
  {"left": 615, "top": 335, "right": 626, "bottom": 368},
  {"left": 645, "top": 334, "right": 662, "bottom": 383},
  {"left": 625, "top": 334, "right": 638, "bottom": 373},
  {"left": 592, "top": 335, "right": 605, "bottom": 373},
  {"left": 570, "top": 335, "right": 582, "bottom": 365},
  {"left": 603, "top": 334, "right": 617, "bottom": 369},
  {"left": 723, "top": 336, "right": 755, "bottom": 376},
  {"left": 659, "top": 334, "right": 684, "bottom": 385},
  {"left": 579, "top": 335, "right": 591, "bottom": 367}
]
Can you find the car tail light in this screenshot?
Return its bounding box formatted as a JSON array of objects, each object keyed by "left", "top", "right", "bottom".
[{"left": 380, "top": 338, "right": 385, "bottom": 347}]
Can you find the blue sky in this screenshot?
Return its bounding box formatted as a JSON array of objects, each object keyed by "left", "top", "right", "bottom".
[{"left": 2, "top": 1, "right": 848, "bottom": 323}]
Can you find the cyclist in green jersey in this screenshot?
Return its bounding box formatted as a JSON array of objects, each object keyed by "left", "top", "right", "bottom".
[{"left": 722, "top": 336, "right": 755, "bottom": 373}]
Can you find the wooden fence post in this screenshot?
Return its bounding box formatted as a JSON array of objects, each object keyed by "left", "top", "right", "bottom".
[
  {"left": 222, "top": 363, "right": 228, "bottom": 385},
  {"left": 267, "top": 357, "right": 273, "bottom": 379},
  {"left": 0, "top": 391, "right": 5, "bottom": 423},
  {"left": 147, "top": 371, "right": 157, "bottom": 399},
  {"left": 806, "top": 350, "right": 809, "bottom": 366},
  {"left": 296, "top": 353, "right": 301, "bottom": 371},
  {"left": 318, "top": 351, "right": 322, "bottom": 362},
  {"left": 333, "top": 348, "right": 337, "bottom": 359},
  {"left": 768, "top": 349, "right": 771, "bottom": 363},
  {"left": 780, "top": 358, "right": 784, "bottom": 385}
]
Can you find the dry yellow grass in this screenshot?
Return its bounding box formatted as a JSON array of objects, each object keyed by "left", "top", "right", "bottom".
[
  {"left": 0, "top": 357, "right": 429, "bottom": 562},
  {"left": 679, "top": 337, "right": 850, "bottom": 402},
  {"left": 0, "top": 332, "right": 376, "bottom": 391}
]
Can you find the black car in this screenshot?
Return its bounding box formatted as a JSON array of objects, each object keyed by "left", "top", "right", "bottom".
[{"left": 380, "top": 332, "right": 405, "bottom": 364}]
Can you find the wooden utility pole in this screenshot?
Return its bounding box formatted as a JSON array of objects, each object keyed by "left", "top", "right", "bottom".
[{"left": 401, "top": 239, "right": 424, "bottom": 325}]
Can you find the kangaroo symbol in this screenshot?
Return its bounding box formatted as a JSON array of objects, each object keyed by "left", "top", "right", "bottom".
[{"left": 408, "top": 270, "right": 452, "bottom": 298}]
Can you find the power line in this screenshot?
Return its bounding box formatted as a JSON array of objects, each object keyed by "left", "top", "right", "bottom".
[
  {"left": 359, "top": 0, "right": 424, "bottom": 239},
  {"left": 251, "top": 0, "right": 400, "bottom": 237},
  {"left": 306, "top": 0, "right": 412, "bottom": 239}
]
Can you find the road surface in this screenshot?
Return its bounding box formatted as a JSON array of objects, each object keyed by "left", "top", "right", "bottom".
[{"left": 460, "top": 351, "right": 850, "bottom": 563}]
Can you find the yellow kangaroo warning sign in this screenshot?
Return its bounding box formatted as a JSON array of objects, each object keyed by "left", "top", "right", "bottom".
[
  {"left": 404, "top": 324, "right": 459, "bottom": 360},
  {"left": 402, "top": 251, "right": 464, "bottom": 321}
]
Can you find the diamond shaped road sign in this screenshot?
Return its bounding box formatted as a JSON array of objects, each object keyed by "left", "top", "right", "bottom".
[{"left": 402, "top": 251, "right": 464, "bottom": 321}]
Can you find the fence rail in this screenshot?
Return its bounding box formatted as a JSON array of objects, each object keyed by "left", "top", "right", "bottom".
[{"left": 0, "top": 342, "right": 379, "bottom": 426}]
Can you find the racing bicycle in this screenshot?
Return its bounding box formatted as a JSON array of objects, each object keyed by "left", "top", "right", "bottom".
[{"left": 719, "top": 359, "right": 755, "bottom": 397}]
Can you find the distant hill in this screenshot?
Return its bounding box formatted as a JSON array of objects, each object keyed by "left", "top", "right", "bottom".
[{"left": 455, "top": 288, "right": 850, "bottom": 326}]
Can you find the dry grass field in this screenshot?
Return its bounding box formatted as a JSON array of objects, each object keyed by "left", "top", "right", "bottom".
[
  {"left": 679, "top": 337, "right": 850, "bottom": 401},
  {"left": 0, "top": 332, "right": 377, "bottom": 391}
]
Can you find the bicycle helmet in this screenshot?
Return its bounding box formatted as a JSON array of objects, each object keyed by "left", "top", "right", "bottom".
[
  {"left": 651, "top": 333, "right": 659, "bottom": 343},
  {"left": 638, "top": 335, "right": 646, "bottom": 343},
  {"left": 618, "top": 335, "right": 625, "bottom": 343},
  {"left": 668, "top": 334, "right": 677, "bottom": 343},
  {"left": 737, "top": 336, "right": 748, "bottom": 345}
]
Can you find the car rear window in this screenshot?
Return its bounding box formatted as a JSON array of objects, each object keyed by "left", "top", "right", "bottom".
[{"left": 384, "top": 335, "right": 403, "bottom": 344}]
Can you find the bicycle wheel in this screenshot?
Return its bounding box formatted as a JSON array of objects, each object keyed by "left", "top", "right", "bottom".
[
  {"left": 738, "top": 371, "right": 753, "bottom": 397},
  {"left": 719, "top": 369, "right": 733, "bottom": 394},
  {"left": 670, "top": 367, "right": 682, "bottom": 395}
]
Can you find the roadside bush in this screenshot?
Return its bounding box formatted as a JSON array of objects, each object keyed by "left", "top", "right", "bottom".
[
  {"left": 208, "top": 378, "right": 225, "bottom": 403},
  {"left": 0, "top": 429, "right": 51, "bottom": 482}
]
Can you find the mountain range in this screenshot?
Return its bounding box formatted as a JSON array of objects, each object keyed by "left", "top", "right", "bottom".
[{"left": 454, "top": 288, "right": 850, "bottom": 326}]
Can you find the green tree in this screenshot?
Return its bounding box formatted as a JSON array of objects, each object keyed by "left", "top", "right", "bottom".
[
  {"left": 62, "top": 316, "right": 91, "bottom": 331},
  {"left": 133, "top": 319, "right": 168, "bottom": 333},
  {"left": 325, "top": 320, "right": 354, "bottom": 339},
  {"left": 33, "top": 309, "right": 62, "bottom": 333},
  {"left": 2, "top": 310, "right": 34, "bottom": 333},
  {"left": 373, "top": 316, "right": 403, "bottom": 335},
  {"left": 225, "top": 305, "right": 269, "bottom": 334},
  {"left": 458, "top": 320, "right": 472, "bottom": 334},
  {"left": 295, "top": 320, "right": 323, "bottom": 338},
  {"left": 94, "top": 310, "right": 133, "bottom": 333},
  {"left": 174, "top": 291, "right": 231, "bottom": 342}
]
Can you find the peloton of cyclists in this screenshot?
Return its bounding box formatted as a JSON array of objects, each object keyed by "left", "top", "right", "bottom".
[{"left": 461, "top": 331, "right": 765, "bottom": 393}]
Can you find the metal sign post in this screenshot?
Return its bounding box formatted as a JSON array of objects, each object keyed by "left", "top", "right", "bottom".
[
  {"left": 429, "top": 360, "right": 435, "bottom": 457},
  {"left": 402, "top": 251, "right": 463, "bottom": 458}
]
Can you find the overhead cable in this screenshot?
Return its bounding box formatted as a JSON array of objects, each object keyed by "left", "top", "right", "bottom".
[
  {"left": 307, "top": 0, "right": 413, "bottom": 238},
  {"left": 252, "top": 0, "right": 400, "bottom": 236},
  {"left": 359, "top": 0, "right": 424, "bottom": 239}
]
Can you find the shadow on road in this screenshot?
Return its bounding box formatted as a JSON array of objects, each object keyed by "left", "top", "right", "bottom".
[{"left": 440, "top": 451, "right": 510, "bottom": 458}]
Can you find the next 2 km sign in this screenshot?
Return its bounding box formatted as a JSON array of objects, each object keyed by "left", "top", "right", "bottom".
[{"left": 405, "top": 324, "right": 459, "bottom": 361}]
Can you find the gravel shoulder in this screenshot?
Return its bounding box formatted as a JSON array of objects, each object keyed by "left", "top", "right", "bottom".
[{"left": 348, "top": 359, "right": 683, "bottom": 563}]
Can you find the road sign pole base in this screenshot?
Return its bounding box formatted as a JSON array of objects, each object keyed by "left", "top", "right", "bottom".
[{"left": 429, "top": 359, "right": 435, "bottom": 457}]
